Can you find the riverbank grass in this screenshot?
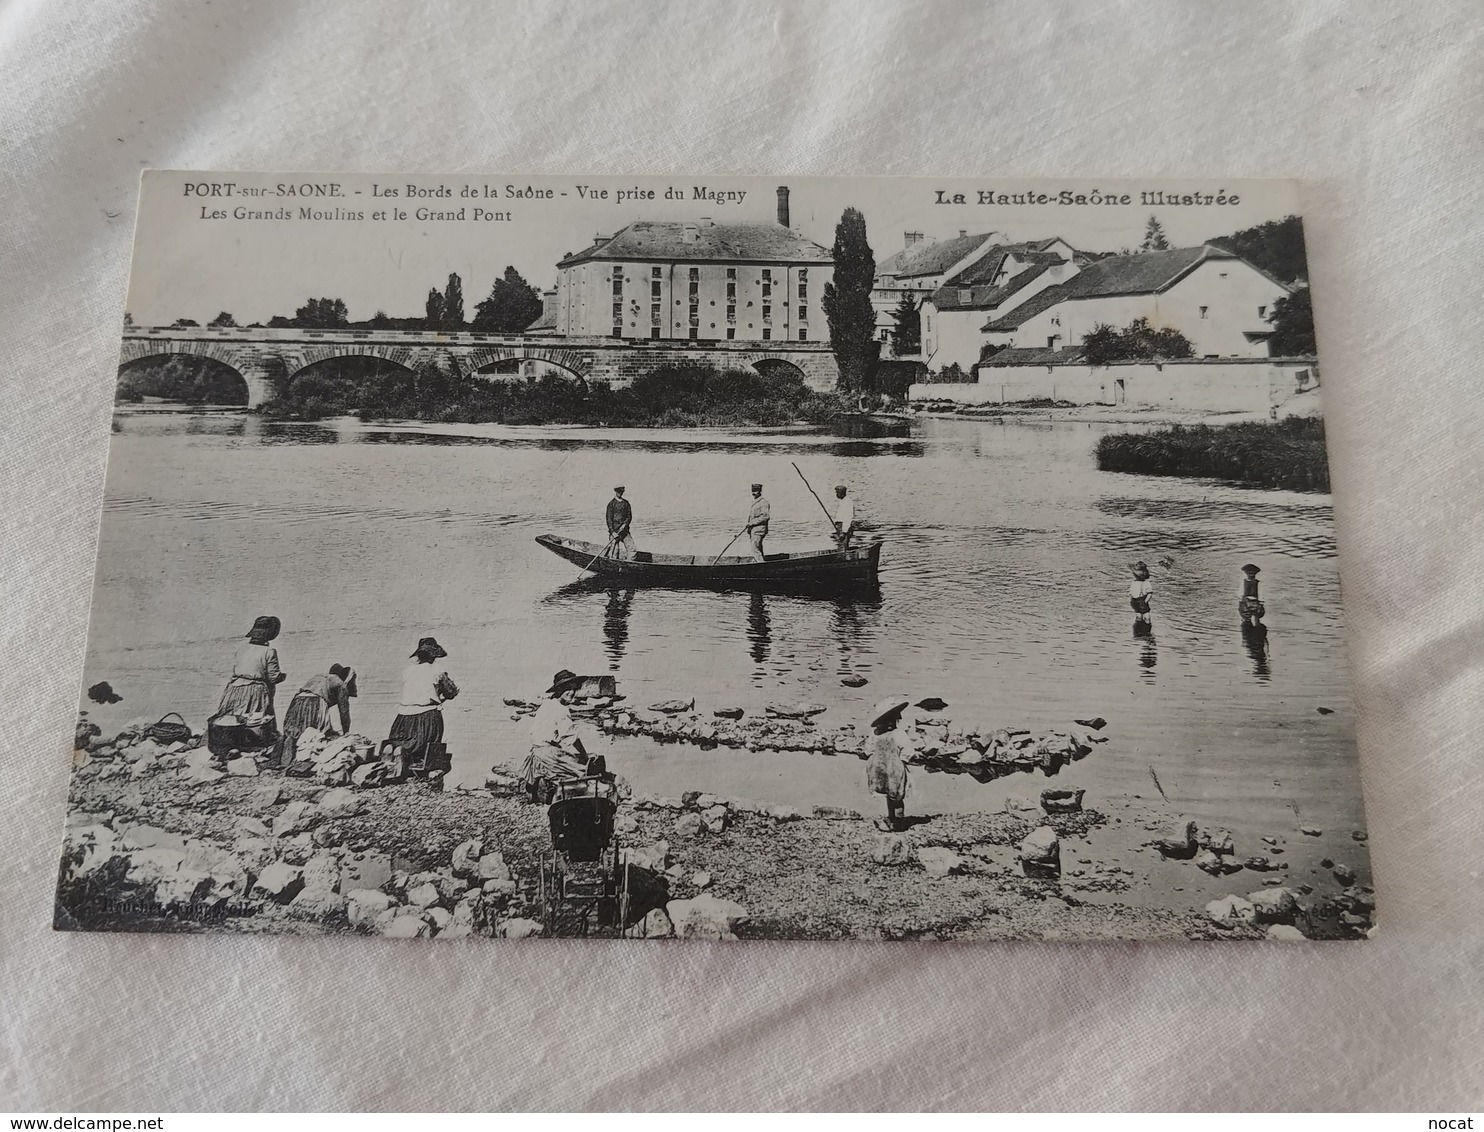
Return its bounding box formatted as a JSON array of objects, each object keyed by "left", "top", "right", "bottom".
[{"left": 1095, "top": 417, "right": 1330, "bottom": 491}]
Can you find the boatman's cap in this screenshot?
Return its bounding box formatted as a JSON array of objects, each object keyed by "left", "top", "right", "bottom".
[
  {"left": 835, "top": 484, "right": 848, "bottom": 492},
  {"left": 411, "top": 636, "right": 447, "bottom": 659},
  {"left": 613, "top": 486, "right": 625, "bottom": 493},
  {"left": 247, "top": 615, "right": 281, "bottom": 641},
  {"left": 751, "top": 483, "right": 763, "bottom": 491},
  {"left": 546, "top": 669, "right": 583, "bottom": 695},
  {"left": 1241, "top": 563, "right": 1261, "bottom": 573}
]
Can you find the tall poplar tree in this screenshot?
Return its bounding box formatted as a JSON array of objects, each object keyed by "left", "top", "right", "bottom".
[
  {"left": 425, "top": 287, "right": 445, "bottom": 330},
  {"left": 443, "top": 272, "right": 465, "bottom": 329},
  {"left": 822, "top": 207, "right": 878, "bottom": 394}
]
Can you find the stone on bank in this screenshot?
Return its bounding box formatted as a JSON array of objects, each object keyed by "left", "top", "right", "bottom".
[
  {"left": 667, "top": 894, "right": 749, "bottom": 940},
  {"left": 1018, "top": 826, "right": 1060, "bottom": 879}
]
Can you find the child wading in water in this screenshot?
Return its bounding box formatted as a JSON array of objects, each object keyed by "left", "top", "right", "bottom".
[
  {"left": 1239, "top": 562, "right": 1266, "bottom": 627},
  {"left": 1128, "top": 561, "right": 1154, "bottom": 626}
]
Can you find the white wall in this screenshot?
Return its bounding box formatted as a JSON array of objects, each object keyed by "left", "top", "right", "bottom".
[
  {"left": 922, "top": 303, "right": 987, "bottom": 372},
  {"left": 909, "top": 358, "right": 1319, "bottom": 414}
]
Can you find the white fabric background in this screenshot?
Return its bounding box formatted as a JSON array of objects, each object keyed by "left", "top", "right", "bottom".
[{"left": 2, "top": 0, "right": 1481, "bottom": 1112}]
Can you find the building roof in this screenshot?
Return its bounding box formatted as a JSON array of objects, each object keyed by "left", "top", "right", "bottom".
[
  {"left": 877, "top": 231, "right": 999, "bottom": 279},
  {"left": 978, "top": 345, "right": 1087, "bottom": 367},
  {"left": 919, "top": 238, "right": 1078, "bottom": 311},
  {"left": 928, "top": 264, "right": 1054, "bottom": 312},
  {"left": 981, "top": 245, "right": 1244, "bottom": 332},
  {"left": 558, "top": 220, "right": 831, "bottom": 268},
  {"left": 952, "top": 238, "right": 1067, "bottom": 280}
]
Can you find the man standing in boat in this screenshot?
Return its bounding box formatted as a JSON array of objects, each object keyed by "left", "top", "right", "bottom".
[
  {"left": 745, "top": 482, "right": 770, "bottom": 561},
  {"left": 832, "top": 484, "right": 856, "bottom": 549},
  {"left": 606, "top": 485, "right": 636, "bottom": 560}
]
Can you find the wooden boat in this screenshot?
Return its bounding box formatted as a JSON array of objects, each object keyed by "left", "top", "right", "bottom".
[{"left": 536, "top": 534, "right": 882, "bottom": 591}]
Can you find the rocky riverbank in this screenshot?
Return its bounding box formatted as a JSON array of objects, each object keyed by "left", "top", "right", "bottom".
[
  {"left": 57, "top": 713, "right": 1375, "bottom": 942},
  {"left": 500, "top": 694, "right": 1111, "bottom": 783}
]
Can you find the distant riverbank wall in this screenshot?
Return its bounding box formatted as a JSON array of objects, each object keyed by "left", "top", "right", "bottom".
[{"left": 910, "top": 357, "right": 1319, "bottom": 415}]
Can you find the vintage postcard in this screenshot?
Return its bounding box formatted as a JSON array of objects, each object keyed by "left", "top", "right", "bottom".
[{"left": 57, "top": 172, "right": 1369, "bottom": 942}]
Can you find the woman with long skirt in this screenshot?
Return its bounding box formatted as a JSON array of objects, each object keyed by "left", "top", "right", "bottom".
[
  {"left": 386, "top": 637, "right": 458, "bottom": 780},
  {"left": 276, "top": 663, "right": 357, "bottom": 768},
  {"left": 215, "top": 615, "right": 286, "bottom": 740}
]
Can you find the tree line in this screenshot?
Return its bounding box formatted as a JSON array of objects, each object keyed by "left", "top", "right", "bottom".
[{"left": 156, "top": 267, "right": 546, "bottom": 334}]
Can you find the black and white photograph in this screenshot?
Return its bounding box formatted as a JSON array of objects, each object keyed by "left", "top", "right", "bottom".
[{"left": 55, "top": 171, "right": 1368, "bottom": 943}]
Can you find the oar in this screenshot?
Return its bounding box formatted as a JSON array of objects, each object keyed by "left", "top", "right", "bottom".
[
  {"left": 791, "top": 461, "right": 839, "bottom": 537},
  {"left": 710, "top": 529, "right": 747, "bottom": 565},
  {"left": 579, "top": 536, "right": 617, "bottom": 574}
]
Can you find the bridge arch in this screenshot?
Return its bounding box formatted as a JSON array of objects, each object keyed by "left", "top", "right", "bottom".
[
  {"left": 116, "top": 348, "right": 251, "bottom": 406},
  {"left": 463, "top": 345, "right": 590, "bottom": 384},
  {"left": 746, "top": 354, "right": 811, "bottom": 385},
  {"left": 282, "top": 353, "right": 418, "bottom": 413}
]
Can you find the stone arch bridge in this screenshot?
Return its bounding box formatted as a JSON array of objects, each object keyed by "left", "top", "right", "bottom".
[{"left": 118, "top": 327, "right": 840, "bottom": 409}]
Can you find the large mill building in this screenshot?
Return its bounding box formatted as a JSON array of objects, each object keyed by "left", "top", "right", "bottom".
[{"left": 547, "top": 187, "right": 834, "bottom": 344}]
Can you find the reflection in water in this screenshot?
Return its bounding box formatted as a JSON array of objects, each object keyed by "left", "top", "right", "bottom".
[
  {"left": 602, "top": 588, "right": 634, "bottom": 670},
  {"left": 828, "top": 591, "right": 882, "bottom": 676},
  {"left": 747, "top": 592, "right": 771, "bottom": 667},
  {"left": 1242, "top": 622, "right": 1271, "bottom": 681},
  {"left": 357, "top": 428, "right": 927, "bottom": 459},
  {"left": 1133, "top": 621, "right": 1157, "bottom": 681}
]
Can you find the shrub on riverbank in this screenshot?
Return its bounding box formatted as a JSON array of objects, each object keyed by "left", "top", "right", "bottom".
[
  {"left": 1095, "top": 417, "right": 1330, "bottom": 492},
  {"left": 270, "top": 361, "right": 845, "bottom": 427}
]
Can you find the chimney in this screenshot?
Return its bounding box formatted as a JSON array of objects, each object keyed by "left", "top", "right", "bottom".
[
  {"left": 683, "top": 222, "right": 698, "bottom": 244},
  {"left": 904, "top": 231, "right": 923, "bottom": 247},
  {"left": 699, "top": 216, "right": 713, "bottom": 227},
  {"left": 776, "top": 185, "right": 790, "bottom": 228}
]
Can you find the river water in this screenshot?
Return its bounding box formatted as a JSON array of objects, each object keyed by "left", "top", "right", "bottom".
[{"left": 81, "top": 409, "right": 1366, "bottom": 853}]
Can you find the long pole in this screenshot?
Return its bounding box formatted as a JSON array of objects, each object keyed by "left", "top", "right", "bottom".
[
  {"left": 710, "top": 529, "right": 746, "bottom": 565},
  {"left": 791, "top": 461, "right": 837, "bottom": 532},
  {"left": 579, "top": 536, "right": 617, "bottom": 574}
]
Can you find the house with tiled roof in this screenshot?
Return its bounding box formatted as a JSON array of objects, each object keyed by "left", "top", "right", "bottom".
[
  {"left": 920, "top": 242, "right": 1291, "bottom": 372},
  {"left": 871, "top": 229, "right": 1008, "bottom": 344},
  {"left": 919, "top": 238, "right": 1080, "bottom": 368},
  {"left": 978, "top": 245, "right": 1289, "bottom": 365},
  {"left": 548, "top": 188, "right": 833, "bottom": 343}
]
